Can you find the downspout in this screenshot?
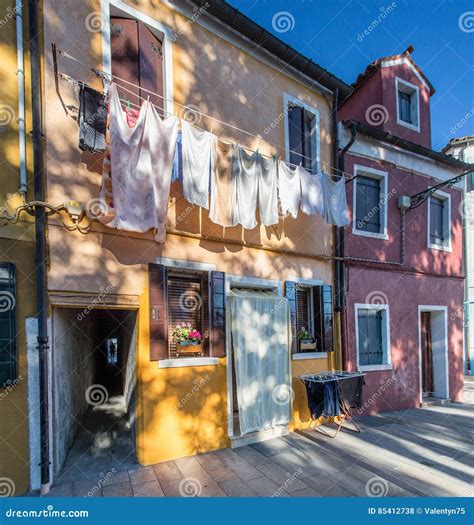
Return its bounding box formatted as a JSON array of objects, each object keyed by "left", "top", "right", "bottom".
[
  {"left": 28, "top": 0, "right": 50, "bottom": 494},
  {"left": 16, "top": 0, "right": 27, "bottom": 194},
  {"left": 337, "top": 121, "right": 357, "bottom": 369}
]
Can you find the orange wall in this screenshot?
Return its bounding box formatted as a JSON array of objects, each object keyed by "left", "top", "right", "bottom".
[{"left": 41, "top": 0, "right": 336, "bottom": 466}]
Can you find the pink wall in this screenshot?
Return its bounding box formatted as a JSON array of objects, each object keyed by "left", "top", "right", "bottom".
[
  {"left": 344, "top": 154, "right": 463, "bottom": 277},
  {"left": 344, "top": 267, "right": 465, "bottom": 413},
  {"left": 339, "top": 61, "right": 432, "bottom": 148},
  {"left": 342, "top": 152, "right": 464, "bottom": 412}
]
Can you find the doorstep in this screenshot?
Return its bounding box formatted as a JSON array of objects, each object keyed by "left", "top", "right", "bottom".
[
  {"left": 230, "top": 425, "right": 289, "bottom": 449},
  {"left": 420, "top": 396, "right": 452, "bottom": 407}
]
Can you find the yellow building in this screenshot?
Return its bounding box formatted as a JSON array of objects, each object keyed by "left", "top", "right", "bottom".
[
  {"left": 0, "top": 0, "right": 36, "bottom": 496},
  {"left": 13, "top": 0, "right": 352, "bottom": 491}
]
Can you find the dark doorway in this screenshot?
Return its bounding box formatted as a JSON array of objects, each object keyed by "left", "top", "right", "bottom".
[
  {"left": 52, "top": 307, "right": 138, "bottom": 485},
  {"left": 421, "top": 312, "right": 434, "bottom": 396}
]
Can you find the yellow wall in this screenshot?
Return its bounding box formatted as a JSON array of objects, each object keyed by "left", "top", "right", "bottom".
[
  {"left": 0, "top": 0, "right": 35, "bottom": 494},
  {"left": 41, "top": 0, "right": 337, "bottom": 467}
]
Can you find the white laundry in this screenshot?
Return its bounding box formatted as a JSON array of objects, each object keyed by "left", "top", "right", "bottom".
[
  {"left": 209, "top": 140, "right": 237, "bottom": 227},
  {"left": 102, "top": 83, "right": 179, "bottom": 243},
  {"left": 277, "top": 161, "right": 301, "bottom": 219},
  {"left": 234, "top": 146, "right": 259, "bottom": 229},
  {"left": 321, "top": 172, "right": 350, "bottom": 227},
  {"left": 258, "top": 155, "right": 279, "bottom": 226},
  {"left": 299, "top": 166, "right": 325, "bottom": 217},
  {"left": 181, "top": 120, "right": 215, "bottom": 209}
]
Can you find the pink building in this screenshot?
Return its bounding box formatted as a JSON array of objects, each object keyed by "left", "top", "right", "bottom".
[{"left": 338, "top": 48, "right": 471, "bottom": 413}]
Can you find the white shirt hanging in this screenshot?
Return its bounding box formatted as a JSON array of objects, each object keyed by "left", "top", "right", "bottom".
[
  {"left": 277, "top": 161, "right": 301, "bottom": 219},
  {"left": 299, "top": 166, "right": 325, "bottom": 217},
  {"left": 102, "top": 83, "right": 179, "bottom": 242},
  {"left": 234, "top": 146, "right": 259, "bottom": 229},
  {"left": 321, "top": 172, "right": 350, "bottom": 227},
  {"left": 181, "top": 120, "right": 216, "bottom": 209},
  {"left": 258, "top": 155, "right": 279, "bottom": 226}
]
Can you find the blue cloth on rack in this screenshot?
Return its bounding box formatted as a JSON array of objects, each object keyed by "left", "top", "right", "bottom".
[{"left": 323, "top": 380, "right": 341, "bottom": 417}]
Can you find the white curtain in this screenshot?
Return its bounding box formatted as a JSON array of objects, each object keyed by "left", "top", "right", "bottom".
[{"left": 229, "top": 289, "right": 292, "bottom": 436}]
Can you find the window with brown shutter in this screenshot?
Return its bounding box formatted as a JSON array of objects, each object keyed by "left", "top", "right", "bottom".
[
  {"left": 285, "top": 281, "right": 333, "bottom": 354},
  {"left": 110, "top": 16, "right": 164, "bottom": 111},
  {"left": 167, "top": 276, "right": 205, "bottom": 358},
  {"left": 288, "top": 103, "right": 318, "bottom": 171}
]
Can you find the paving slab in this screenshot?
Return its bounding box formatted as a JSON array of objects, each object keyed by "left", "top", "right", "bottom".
[
  {"left": 218, "top": 478, "right": 258, "bottom": 496},
  {"left": 256, "top": 462, "right": 308, "bottom": 493},
  {"left": 102, "top": 482, "right": 133, "bottom": 497},
  {"left": 128, "top": 466, "right": 157, "bottom": 485},
  {"left": 246, "top": 475, "right": 290, "bottom": 497},
  {"left": 132, "top": 480, "right": 164, "bottom": 497}
]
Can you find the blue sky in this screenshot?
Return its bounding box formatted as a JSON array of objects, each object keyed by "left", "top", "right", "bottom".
[{"left": 228, "top": 0, "right": 474, "bottom": 151}]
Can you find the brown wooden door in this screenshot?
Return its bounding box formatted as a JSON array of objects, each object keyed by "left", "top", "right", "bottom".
[{"left": 421, "top": 312, "right": 434, "bottom": 395}]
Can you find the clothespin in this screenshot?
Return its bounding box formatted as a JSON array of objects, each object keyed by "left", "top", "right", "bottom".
[{"left": 127, "top": 99, "right": 131, "bottom": 110}]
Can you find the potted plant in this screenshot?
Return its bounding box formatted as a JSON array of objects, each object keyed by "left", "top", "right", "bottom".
[
  {"left": 172, "top": 322, "right": 203, "bottom": 356},
  {"left": 298, "top": 327, "right": 317, "bottom": 351}
]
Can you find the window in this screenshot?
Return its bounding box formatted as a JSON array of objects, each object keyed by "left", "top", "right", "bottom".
[
  {"left": 355, "top": 304, "right": 391, "bottom": 371},
  {"left": 106, "top": 338, "right": 119, "bottom": 365},
  {"left": 167, "top": 273, "right": 206, "bottom": 358},
  {"left": 148, "top": 263, "right": 225, "bottom": 365},
  {"left": 428, "top": 191, "right": 451, "bottom": 251},
  {"left": 353, "top": 165, "right": 388, "bottom": 239},
  {"left": 0, "top": 263, "right": 17, "bottom": 386},
  {"left": 396, "top": 77, "right": 420, "bottom": 131},
  {"left": 110, "top": 15, "right": 164, "bottom": 111},
  {"left": 285, "top": 282, "right": 333, "bottom": 355},
  {"left": 284, "top": 94, "right": 320, "bottom": 172}
]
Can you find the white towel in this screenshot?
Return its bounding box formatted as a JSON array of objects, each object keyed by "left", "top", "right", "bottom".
[
  {"left": 209, "top": 140, "right": 237, "bottom": 227},
  {"left": 181, "top": 120, "right": 215, "bottom": 209},
  {"left": 277, "top": 161, "right": 301, "bottom": 219},
  {"left": 234, "top": 146, "right": 259, "bottom": 229},
  {"left": 299, "top": 167, "right": 324, "bottom": 217},
  {"left": 257, "top": 155, "right": 279, "bottom": 226},
  {"left": 321, "top": 173, "right": 350, "bottom": 227},
  {"left": 104, "top": 83, "right": 179, "bottom": 242}
]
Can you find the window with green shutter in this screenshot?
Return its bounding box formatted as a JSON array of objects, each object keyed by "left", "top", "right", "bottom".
[{"left": 0, "top": 263, "right": 17, "bottom": 386}]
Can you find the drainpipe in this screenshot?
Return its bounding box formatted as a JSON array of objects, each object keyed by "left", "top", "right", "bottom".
[
  {"left": 337, "top": 122, "right": 358, "bottom": 369},
  {"left": 16, "top": 0, "right": 27, "bottom": 195},
  {"left": 28, "top": 0, "right": 50, "bottom": 494}
]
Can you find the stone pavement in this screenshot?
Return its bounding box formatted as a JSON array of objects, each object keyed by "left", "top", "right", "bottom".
[{"left": 43, "top": 397, "right": 473, "bottom": 497}]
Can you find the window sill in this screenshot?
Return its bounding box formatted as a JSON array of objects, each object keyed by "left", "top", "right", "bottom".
[
  {"left": 292, "top": 352, "right": 328, "bottom": 361},
  {"left": 158, "top": 357, "right": 219, "bottom": 369},
  {"left": 428, "top": 242, "right": 452, "bottom": 253},
  {"left": 352, "top": 228, "right": 388, "bottom": 240},
  {"left": 396, "top": 118, "right": 420, "bottom": 132},
  {"left": 358, "top": 364, "right": 392, "bottom": 372}
]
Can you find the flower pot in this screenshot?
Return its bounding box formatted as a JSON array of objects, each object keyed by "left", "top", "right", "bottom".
[
  {"left": 177, "top": 341, "right": 203, "bottom": 356},
  {"left": 300, "top": 339, "right": 317, "bottom": 351}
]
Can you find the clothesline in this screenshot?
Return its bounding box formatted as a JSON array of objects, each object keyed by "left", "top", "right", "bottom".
[{"left": 55, "top": 45, "right": 357, "bottom": 181}]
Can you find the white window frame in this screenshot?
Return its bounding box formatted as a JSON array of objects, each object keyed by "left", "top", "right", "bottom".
[
  {"left": 100, "top": 0, "right": 174, "bottom": 117},
  {"left": 355, "top": 303, "right": 392, "bottom": 372},
  {"left": 283, "top": 93, "right": 321, "bottom": 173},
  {"left": 352, "top": 165, "right": 389, "bottom": 240},
  {"left": 395, "top": 77, "right": 420, "bottom": 132},
  {"left": 427, "top": 189, "right": 452, "bottom": 252}
]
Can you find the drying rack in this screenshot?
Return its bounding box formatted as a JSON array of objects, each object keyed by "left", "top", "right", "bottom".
[{"left": 298, "top": 370, "right": 365, "bottom": 438}]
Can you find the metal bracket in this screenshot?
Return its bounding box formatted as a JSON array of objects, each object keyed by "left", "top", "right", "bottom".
[{"left": 408, "top": 170, "right": 473, "bottom": 210}]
